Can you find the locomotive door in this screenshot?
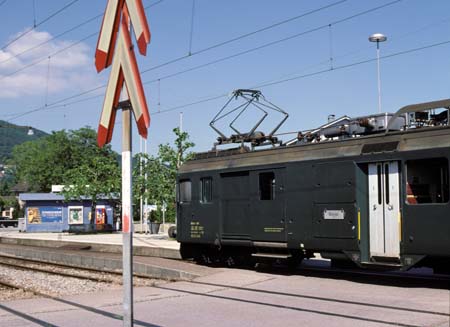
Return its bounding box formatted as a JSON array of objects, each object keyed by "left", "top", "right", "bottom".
[
  {"left": 250, "top": 168, "right": 286, "bottom": 242},
  {"left": 368, "top": 161, "right": 400, "bottom": 258}
]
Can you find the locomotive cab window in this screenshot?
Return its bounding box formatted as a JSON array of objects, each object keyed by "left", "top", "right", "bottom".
[
  {"left": 259, "top": 172, "right": 275, "bottom": 200},
  {"left": 200, "top": 177, "right": 213, "bottom": 203},
  {"left": 179, "top": 180, "right": 192, "bottom": 203},
  {"left": 406, "top": 158, "right": 449, "bottom": 204}
]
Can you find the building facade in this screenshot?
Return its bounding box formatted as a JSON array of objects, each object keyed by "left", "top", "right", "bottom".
[{"left": 19, "top": 193, "right": 116, "bottom": 233}]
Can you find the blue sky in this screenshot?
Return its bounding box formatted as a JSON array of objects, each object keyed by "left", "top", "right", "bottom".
[{"left": 0, "top": 0, "right": 449, "bottom": 155}]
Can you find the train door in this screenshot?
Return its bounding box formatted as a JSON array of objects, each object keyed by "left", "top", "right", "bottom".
[
  {"left": 368, "top": 161, "right": 401, "bottom": 258},
  {"left": 220, "top": 171, "right": 251, "bottom": 240},
  {"left": 177, "top": 179, "right": 192, "bottom": 241},
  {"left": 250, "top": 168, "right": 286, "bottom": 242}
]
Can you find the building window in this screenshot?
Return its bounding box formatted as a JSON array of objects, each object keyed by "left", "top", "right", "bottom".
[
  {"left": 200, "top": 177, "right": 213, "bottom": 203},
  {"left": 259, "top": 172, "right": 275, "bottom": 200},
  {"left": 406, "top": 158, "right": 449, "bottom": 204},
  {"left": 179, "top": 180, "right": 192, "bottom": 203}
]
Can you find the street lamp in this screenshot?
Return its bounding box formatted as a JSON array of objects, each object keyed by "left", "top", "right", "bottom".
[{"left": 369, "top": 33, "right": 387, "bottom": 113}]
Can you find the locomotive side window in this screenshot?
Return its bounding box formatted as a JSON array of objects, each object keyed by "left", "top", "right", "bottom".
[
  {"left": 200, "top": 177, "right": 213, "bottom": 203},
  {"left": 406, "top": 158, "right": 449, "bottom": 204},
  {"left": 259, "top": 172, "right": 275, "bottom": 200},
  {"left": 179, "top": 180, "right": 192, "bottom": 203}
]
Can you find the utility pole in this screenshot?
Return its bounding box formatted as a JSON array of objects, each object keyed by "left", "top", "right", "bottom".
[
  {"left": 139, "top": 137, "right": 143, "bottom": 233},
  {"left": 179, "top": 111, "right": 183, "bottom": 133},
  {"left": 369, "top": 33, "right": 387, "bottom": 113},
  {"left": 95, "top": 1, "right": 151, "bottom": 326},
  {"left": 120, "top": 100, "right": 133, "bottom": 326},
  {"left": 144, "top": 137, "right": 148, "bottom": 232}
]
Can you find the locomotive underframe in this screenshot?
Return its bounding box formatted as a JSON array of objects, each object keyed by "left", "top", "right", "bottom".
[{"left": 177, "top": 126, "right": 450, "bottom": 271}]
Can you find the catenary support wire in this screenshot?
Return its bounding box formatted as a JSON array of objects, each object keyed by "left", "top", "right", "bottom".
[{"left": 188, "top": 0, "right": 196, "bottom": 56}]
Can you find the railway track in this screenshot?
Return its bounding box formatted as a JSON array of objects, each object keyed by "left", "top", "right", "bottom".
[
  {"left": 0, "top": 252, "right": 447, "bottom": 290},
  {"left": 0, "top": 256, "right": 117, "bottom": 283},
  {"left": 0, "top": 254, "right": 158, "bottom": 286}
]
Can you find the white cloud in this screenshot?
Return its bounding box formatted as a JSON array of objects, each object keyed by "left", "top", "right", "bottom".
[{"left": 0, "top": 29, "right": 97, "bottom": 99}]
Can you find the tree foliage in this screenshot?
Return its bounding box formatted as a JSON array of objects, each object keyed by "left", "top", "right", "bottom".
[
  {"left": 12, "top": 127, "right": 121, "bottom": 202},
  {"left": 133, "top": 128, "right": 194, "bottom": 222},
  {"left": 0, "top": 120, "right": 48, "bottom": 163}
]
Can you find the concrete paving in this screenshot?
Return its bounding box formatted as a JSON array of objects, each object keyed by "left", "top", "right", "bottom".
[
  {"left": 0, "top": 243, "right": 214, "bottom": 280},
  {"left": 0, "top": 229, "right": 207, "bottom": 280},
  {"left": 0, "top": 230, "right": 179, "bottom": 249},
  {"left": 0, "top": 265, "right": 448, "bottom": 327},
  {"left": 0, "top": 230, "right": 180, "bottom": 259}
]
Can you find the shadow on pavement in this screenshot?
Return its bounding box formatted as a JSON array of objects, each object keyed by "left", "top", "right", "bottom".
[
  {"left": 0, "top": 303, "right": 59, "bottom": 327},
  {"left": 218, "top": 258, "right": 450, "bottom": 290},
  {"left": 191, "top": 280, "right": 450, "bottom": 318},
  {"left": 0, "top": 296, "right": 161, "bottom": 327},
  {"left": 50, "top": 297, "right": 162, "bottom": 327},
  {"left": 154, "top": 284, "right": 423, "bottom": 327}
]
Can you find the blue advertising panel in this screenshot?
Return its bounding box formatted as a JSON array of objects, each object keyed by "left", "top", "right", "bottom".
[{"left": 27, "top": 207, "right": 63, "bottom": 224}]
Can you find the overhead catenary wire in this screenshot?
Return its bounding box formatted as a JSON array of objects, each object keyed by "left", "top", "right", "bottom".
[
  {"left": 141, "top": 0, "right": 349, "bottom": 74},
  {"left": 0, "top": 0, "right": 165, "bottom": 66},
  {"left": 0, "top": 32, "right": 97, "bottom": 82},
  {"left": 1, "top": 0, "right": 81, "bottom": 50},
  {"left": 188, "top": 0, "right": 196, "bottom": 56},
  {"left": 32, "top": 0, "right": 37, "bottom": 27},
  {"left": 328, "top": 24, "right": 334, "bottom": 70},
  {"left": 1, "top": 0, "right": 360, "bottom": 109},
  {"left": 157, "top": 79, "right": 161, "bottom": 111},
  {"left": 0, "top": 0, "right": 8, "bottom": 8},
  {"left": 76, "top": 0, "right": 409, "bottom": 98},
  {"left": 44, "top": 56, "right": 51, "bottom": 106},
  {"left": 5, "top": 0, "right": 408, "bottom": 121},
  {"left": 151, "top": 38, "right": 450, "bottom": 116},
  {"left": 140, "top": 0, "right": 403, "bottom": 83},
  {"left": 11, "top": 37, "right": 450, "bottom": 122}
]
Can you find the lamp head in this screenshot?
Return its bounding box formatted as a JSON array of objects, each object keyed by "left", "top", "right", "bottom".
[{"left": 369, "top": 33, "right": 387, "bottom": 43}]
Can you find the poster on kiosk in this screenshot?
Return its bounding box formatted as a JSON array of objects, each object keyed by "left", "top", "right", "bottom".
[{"left": 96, "top": 206, "right": 107, "bottom": 225}]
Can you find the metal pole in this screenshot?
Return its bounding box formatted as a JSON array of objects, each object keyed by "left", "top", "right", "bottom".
[
  {"left": 162, "top": 202, "right": 166, "bottom": 233},
  {"left": 121, "top": 103, "right": 133, "bottom": 327},
  {"left": 179, "top": 111, "right": 183, "bottom": 133},
  {"left": 144, "top": 138, "right": 148, "bottom": 231},
  {"left": 139, "top": 137, "right": 143, "bottom": 234},
  {"left": 376, "top": 41, "right": 382, "bottom": 113}
]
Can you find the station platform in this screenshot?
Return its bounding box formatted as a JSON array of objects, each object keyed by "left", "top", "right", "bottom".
[
  {"left": 0, "top": 230, "right": 218, "bottom": 281},
  {"left": 0, "top": 230, "right": 180, "bottom": 259}
]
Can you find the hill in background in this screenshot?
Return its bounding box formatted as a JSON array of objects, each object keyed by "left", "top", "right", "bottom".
[{"left": 0, "top": 120, "right": 48, "bottom": 163}]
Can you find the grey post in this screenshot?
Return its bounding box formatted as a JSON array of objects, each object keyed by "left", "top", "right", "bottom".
[{"left": 121, "top": 102, "right": 133, "bottom": 326}]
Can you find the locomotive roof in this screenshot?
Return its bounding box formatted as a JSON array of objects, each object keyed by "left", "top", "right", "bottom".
[{"left": 179, "top": 125, "right": 450, "bottom": 174}]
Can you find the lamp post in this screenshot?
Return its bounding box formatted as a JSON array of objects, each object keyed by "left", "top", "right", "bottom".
[{"left": 369, "top": 33, "right": 387, "bottom": 113}]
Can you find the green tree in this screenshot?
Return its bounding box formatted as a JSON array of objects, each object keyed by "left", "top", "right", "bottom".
[
  {"left": 62, "top": 154, "right": 121, "bottom": 223},
  {"left": 133, "top": 128, "right": 194, "bottom": 223},
  {"left": 12, "top": 127, "right": 120, "bottom": 193},
  {"left": 12, "top": 130, "right": 72, "bottom": 192}
]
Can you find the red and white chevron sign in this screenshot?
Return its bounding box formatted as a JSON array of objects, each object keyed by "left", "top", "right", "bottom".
[{"left": 95, "top": 0, "right": 151, "bottom": 147}]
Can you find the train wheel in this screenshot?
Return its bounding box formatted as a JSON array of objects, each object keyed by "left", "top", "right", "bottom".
[{"left": 167, "top": 226, "right": 177, "bottom": 238}]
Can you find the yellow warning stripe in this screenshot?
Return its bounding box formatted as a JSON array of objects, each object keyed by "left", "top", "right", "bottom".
[{"left": 357, "top": 209, "right": 361, "bottom": 241}]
